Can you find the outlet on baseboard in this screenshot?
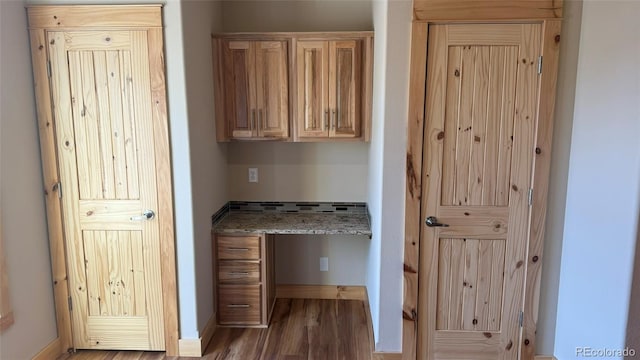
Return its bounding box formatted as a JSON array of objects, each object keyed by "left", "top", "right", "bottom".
[
  {"left": 248, "top": 167, "right": 258, "bottom": 183},
  {"left": 319, "top": 257, "right": 329, "bottom": 272}
]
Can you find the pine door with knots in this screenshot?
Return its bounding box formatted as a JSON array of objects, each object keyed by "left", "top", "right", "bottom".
[
  {"left": 48, "top": 30, "right": 166, "bottom": 351},
  {"left": 420, "top": 23, "right": 542, "bottom": 360}
]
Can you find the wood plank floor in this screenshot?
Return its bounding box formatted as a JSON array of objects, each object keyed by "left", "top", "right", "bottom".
[{"left": 58, "top": 298, "right": 372, "bottom": 360}]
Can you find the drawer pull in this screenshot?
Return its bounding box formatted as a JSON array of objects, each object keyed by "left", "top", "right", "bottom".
[
  {"left": 230, "top": 272, "right": 250, "bottom": 275},
  {"left": 227, "top": 304, "right": 251, "bottom": 308},
  {"left": 227, "top": 247, "right": 250, "bottom": 251}
]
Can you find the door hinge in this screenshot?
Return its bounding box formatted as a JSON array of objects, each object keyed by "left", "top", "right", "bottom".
[
  {"left": 68, "top": 296, "right": 73, "bottom": 312},
  {"left": 519, "top": 311, "right": 524, "bottom": 327},
  {"left": 53, "top": 181, "right": 62, "bottom": 199},
  {"left": 537, "top": 56, "right": 543, "bottom": 75},
  {"left": 528, "top": 188, "right": 533, "bottom": 206},
  {"left": 46, "top": 60, "right": 52, "bottom": 78}
]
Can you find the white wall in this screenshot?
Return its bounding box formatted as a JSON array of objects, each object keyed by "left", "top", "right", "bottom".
[
  {"left": 554, "top": 1, "right": 640, "bottom": 358},
  {"left": 536, "top": 0, "right": 583, "bottom": 354},
  {"left": 228, "top": 143, "right": 368, "bottom": 202},
  {"left": 180, "top": 0, "right": 227, "bottom": 334},
  {"left": 366, "top": 0, "right": 387, "bottom": 346},
  {"left": 0, "top": 1, "right": 58, "bottom": 358},
  {"left": 365, "top": 0, "right": 411, "bottom": 352}
]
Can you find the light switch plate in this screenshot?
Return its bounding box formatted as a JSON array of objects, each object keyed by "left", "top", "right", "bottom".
[{"left": 248, "top": 168, "right": 258, "bottom": 183}]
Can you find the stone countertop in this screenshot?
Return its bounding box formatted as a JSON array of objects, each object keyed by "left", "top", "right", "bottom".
[{"left": 213, "top": 211, "right": 372, "bottom": 236}]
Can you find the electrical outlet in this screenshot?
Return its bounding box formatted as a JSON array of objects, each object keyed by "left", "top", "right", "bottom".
[
  {"left": 248, "top": 168, "right": 258, "bottom": 183},
  {"left": 320, "top": 257, "right": 329, "bottom": 272}
]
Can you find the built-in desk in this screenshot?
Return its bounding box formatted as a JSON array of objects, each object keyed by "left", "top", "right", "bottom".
[
  {"left": 211, "top": 202, "right": 371, "bottom": 327},
  {"left": 214, "top": 212, "right": 371, "bottom": 236}
]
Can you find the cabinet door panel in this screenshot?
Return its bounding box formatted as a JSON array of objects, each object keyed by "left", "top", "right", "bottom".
[
  {"left": 224, "top": 41, "right": 256, "bottom": 138},
  {"left": 256, "top": 41, "right": 289, "bottom": 138},
  {"left": 296, "top": 41, "right": 329, "bottom": 138},
  {"left": 329, "top": 40, "right": 361, "bottom": 138}
]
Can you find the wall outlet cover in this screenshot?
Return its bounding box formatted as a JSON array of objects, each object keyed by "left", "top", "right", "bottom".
[
  {"left": 248, "top": 168, "right": 258, "bottom": 183},
  {"left": 320, "top": 257, "right": 329, "bottom": 272}
]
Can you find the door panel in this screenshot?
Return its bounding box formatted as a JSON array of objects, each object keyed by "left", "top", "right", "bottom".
[
  {"left": 420, "top": 24, "right": 541, "bottom": 360},
  {"left": 224, "top": 41, "right": 256, "bottom": 138},
  {"left": 296, "top": 41, "right": 328, "bottom": 137},
  {"left": 48, "top": 30, "right": 164, "bottom": 350},
  {"left": 256, "top": 41, "right": 289, "bottom": 138},
  {"left": 329, "top": 40, "right": 361, "bottom": 138}
]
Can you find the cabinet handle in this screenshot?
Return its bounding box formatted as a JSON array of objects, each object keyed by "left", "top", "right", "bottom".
[
  {"left": 229, "top": 272, "right": 250, "bottom": 275},
  {"left": 259, "top": 109, "right": 264, "bottom": 130},
  {"left": 331, "top": 109, "right": 337, "bottom": 130},
  {"left": 227, "top": 247, "right": 249, "bottom": 251},
  {"left": 251, "top": 109, "right": 256, "bottom": 130},
  {"left": 324, "top": 110, "right": 328, "bottom": 131},
  {"left": 227, "top": 304, "right": 250, "bottom": 308}
]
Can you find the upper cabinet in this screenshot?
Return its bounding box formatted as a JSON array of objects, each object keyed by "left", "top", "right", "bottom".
[
  {"left": 213, "top": 32, "right": 373, "bottom": 142},
  {"left": 296, "top": 39, "right": 364, "bottom": 139},
  {"left": 219, "top": 40, "right": 288, "bottom": 140}
]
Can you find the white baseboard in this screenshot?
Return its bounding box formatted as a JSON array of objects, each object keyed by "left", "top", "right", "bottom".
[{"left": 178, "top": 312, "right": 217, "bottom": 357}]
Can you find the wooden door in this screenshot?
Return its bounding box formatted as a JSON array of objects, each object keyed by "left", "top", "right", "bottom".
[
  {"left": 296, "top": 40, "right": 329, "bottom": 138},
  {"left": 224, "top": 40, "right": 257, "bottom": 139},
  {"left": 419, "top": 24, "right": 542, "bottom": 360},
  {"left": 255, "top": 41, "right": 289, "bottom": 138},
  {"left": 329, "top": 40, "right": 361, "bottom": 138},
  {"left": 48, "top": 30, "right": 166, "bottom": 350}
]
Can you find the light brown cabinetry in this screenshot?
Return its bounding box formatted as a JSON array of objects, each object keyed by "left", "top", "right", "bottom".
[
  {"left": 219, "top": 40, "right": 289, "bottom": 140},
  {"left": 296, "top": 40, "right": 362, "bottom": 139},
  {"left": 212, "top": 32, "right": 373, "bottom": 142},
  {"left": 214, "top": 233, "right": 275, "bottom": 326}
]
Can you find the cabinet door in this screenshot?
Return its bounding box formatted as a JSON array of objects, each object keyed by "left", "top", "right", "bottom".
[
  {"left": 296, "top": 41, "right": 329, "bottom": 138},
  {"left": 329, "top": 40, "right": 361, "bottom": 138},
  {"left": 223, "top": 40, "right": 257, "bottom": 139},
  {"left": 255, "top": 41, "right": 289, "bottom": 138}
]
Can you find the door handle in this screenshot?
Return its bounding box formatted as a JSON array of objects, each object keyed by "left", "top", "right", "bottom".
[
  {"left": 425, "top": 216, "right": 449, "bottom": 227},
  {"left": 130, "top": 209, "right": 155, "bottom": 221}
]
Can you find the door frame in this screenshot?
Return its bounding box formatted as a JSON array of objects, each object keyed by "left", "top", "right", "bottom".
[
  {"left": 27, "top": 5, "right": 179, "bottom": 356},
  {"left": 402, "top": 1, "right": 563, "bottom": 359}
]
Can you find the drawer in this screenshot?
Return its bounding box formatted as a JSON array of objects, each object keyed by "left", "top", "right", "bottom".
[
  {"left": 218, "top": 261, "right": 261, "bottom": 284},
  {"left": 218, "top": 285, "right": 261, "bottom": 325},
  {"left": 217, "top": 235, "right": 261, "bottom": 260}
]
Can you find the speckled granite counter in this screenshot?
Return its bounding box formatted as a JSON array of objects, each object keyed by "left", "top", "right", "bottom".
[{"left": 211, "top": 202, "right": 372, "bottom": 236}]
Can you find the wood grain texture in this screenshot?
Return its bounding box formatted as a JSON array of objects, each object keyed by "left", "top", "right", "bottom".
[
  {"left": 413, "top": 0, "right": 563, "bottom": 21},
  {"left": 147, "top": 27, "right": 178, "bottom": 356},
  {"left": 57, "top": 299, "right": 373, "bottom": 359},
  {"left": 419, "top": 23, "right": 542, "bottom": 360},
  {"left": 29, "top": 28, "right": 73, "bottom": 355},
  {"left": 224, "top": 40, "right": 256, "bottom": 139},
  {"left": 329, "top": 40, "right": 361, "bottom": 138},
  {"left": 275, "top": 285, "right": 367, "bottom": 300},
  {"left": 403, "top": 21, "right": 428, "bottom": 360},
  {"left": 31, "top": 337, "right": 62, "bottom": 360},
  {"left": 35, "top": 15, "right": 176, "bottom": 353},
  {"left": 27, "top": 5, "right": 162, "bottom": 29},
  {"left": 255, "top": 41, "right": 289, "bottom": 138},
  {"left": 296, "top": 40, "right": 329, "bottom": 138},
  {"left": 522, "top": 20, "right": 562, "bottom": 360}
]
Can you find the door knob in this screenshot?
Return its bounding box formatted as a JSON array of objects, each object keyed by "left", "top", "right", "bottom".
[
  {"left": 425, "top": 216, "right": 449, "bottom": 227},
  {"left": 130, "top": 209, "right": 155, "bottom": 221}
]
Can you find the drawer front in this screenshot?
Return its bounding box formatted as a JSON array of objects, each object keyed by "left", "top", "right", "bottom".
[
  {"left": 217, "top": 235, "right": 261, "bottom": 260},
  {"left": 218, "top": 285, "right": 261, "bottom": 324},
  {"left": 218, "top": 262, "right": 261, "bottom": 284}
]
